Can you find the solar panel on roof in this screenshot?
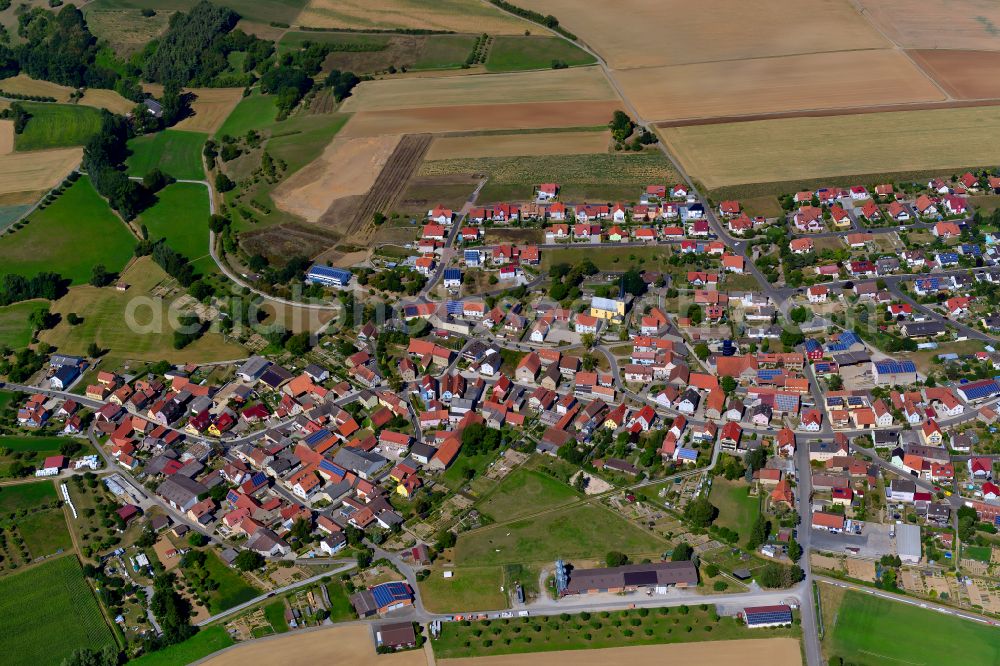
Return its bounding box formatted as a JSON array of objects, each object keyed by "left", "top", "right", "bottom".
[
  {"left": 446, "top": 301, "right": 463, "bottom": 315},
  {"left": 758, "top": 369, "right": 782, "bottom": 380},
  {"left": 745, "top": 608, "right": 792, "bottom": 625},
  {"left": 623, "top": 570, "right": 658, "bottom": 586},
  {"left": 250, "top": 472, "right": 267, "bottom": 487}
]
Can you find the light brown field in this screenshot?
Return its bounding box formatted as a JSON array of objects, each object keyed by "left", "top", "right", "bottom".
[
  {"left": 660, "top": 105, "right": 1000, "bottom": 189},
  {"left": 425, "top": 130, "right": 611, "bottom": 160},
  {"left": 622, "top": 49, "right": 943, "bottom": 122},
  {"left": 441, "top": 638, "right": 801, "bottom": 666},
  {"left": 79, "top": 89, "right": 136, "bottom": 115},
  {"left": 0, "top": 147, "right": 81, "bottom": 196},
  {"left": 202, "top": 623, "right": 427, "bottom": 666},
  {"left": 908, "top": 49, "right": 1000, "bottom": 100},
  {"left": 0, "top": 120, "right": 13, "bottom": 156},
  {"left": 84, "top": 9, "right": 173, "bottom": 56},
  {"left": 858, "top": 0, "right": 1000, "bottom": 50},
  {"left": 341, "top": 101, "right": 622, "bottom": 138},
  {"left": 0, "top": 74, "right": 72, "bottom": 101},
  {"left": 272, "top": 134, "right": 402, "bottom": 222},
  {"left": 298, "top": 0, "right": 533, "bottom": 34},
  {"left": 340, "top": 67, "right": 616, "bottom": 112},
  {"left": 516, "top": 0, "right": 888, "bottom": 68},
  {"left": 174, "top": 88, "right": 245, "bottom": 134}
]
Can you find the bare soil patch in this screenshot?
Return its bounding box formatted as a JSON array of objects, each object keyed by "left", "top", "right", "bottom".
[
  {"left": 909, "top": 49, "right": 1000, "bottom": 99},
  {"left": 273, "top": 134, "right": 403, "bottom": 222},
  {"left": 341, "top": 67, "right": 616, "bottom": 112},
  {"left": 202, "top": 623, "right": 427, "bottom": 666},
  {"left": 516, "top": 0, "right": 888, "bottom": 69},
  {"left": 440, "top": 638, "right": 801, "bottom": 666},
  {"left": 859, "top": 0, "right": 1000, "bottom": 50},
  {"left": 240, "top": 222, "right": 339, "bottom": 265},
  {"left": 341, "top": 101, "right": 622, "bottom": 138},
  {"left": 175, "top": 88, "right": 246, "bottom": 134},
  {"left": 0, "top": 120, "right": 13, "bottom": 156},
  {"left": 298, "top": 0, "right": 532, "bottom": 34},
  {"left": 0, "top": 147, "right": 81, "bottom": 196},
  {"left": 620, "top": 49, "right": 943, "bottom": 122},
  {"left": 845, "top": 558, "right": 876, "bottom": 582},
  {"left": 426, "top": 130, "right": 611, "bottom": 160}
]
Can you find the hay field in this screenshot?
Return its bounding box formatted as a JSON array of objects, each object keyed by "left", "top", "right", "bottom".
[
  {"left": 858, "top": 0, "right": 1000, "bottom": 50},
  {"left": 661, "top": 105, "right": 1000, "bottom": 190},
  {"left": 0, "top": 74, "right": 72, "bottom": 101},
  {"left": 341, "top": 101, "right": 621, "bottom": 137},
  {"left": 79, "top": 88, "right": 135, "bottom": 115},
  {"left": 202, "top": 623, "right": 427, "bottom": 666},
  {"left": 298, "top": 0, "right": 532, "bottom": 34},
  {"left": 272, "top": 134, "right": 402, "bottom": 222},
  {"left": 0, "top": 120, "right": 12, "bottom": 155},
  {"left": 627, "top": 50, "right": 943, "bottom": 122},
  {"left": 340, "top": 67, "right": 616, "bottom": 112},
  {"left": 425, "top": 130, "right": 611, "bottom": 160},
  {"left": 909, "top": 50, "right": 1000, "bottom": 100},
  {"left": 84, "top": 8, "right": 173, "bottom": 56},
  {"left": 440, "top": 638, "right": 801, "bottom": 666},
  {"left": 515, "top": 0, "right": 888, "bottom": 68},
  {"left": 0, "top": 147, "right": 81, "bottom": 197},
  {"left": 175, "top": 88, "right": 246, "bottom": 134}
]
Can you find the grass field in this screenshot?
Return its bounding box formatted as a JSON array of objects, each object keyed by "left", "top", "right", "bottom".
[
  {"left": 39, "top": 256, "right": 246, "bottom": 363},
  {"left": 455, "top": 503, "right": 665, "bottom": 566},
  {"left": 263, "top": 600, "right": 290, "bottom": 633},
  {"left": 425, "top": 130, "right": 610, "bottom": 160},
  {"left": 541, "top": 245, "right": 673, "bottom": 272},
  {"left": 477, "top": 468, "right": 580, "bottom": 521},
  {"left": 0, "top": 300, "right": 48, "bottom": 349},
  {"left": 139, "top": 182, "right": 214, "bottom": 272},
  {"left": 0, "top": 435, "right": 92, "bottom": 478},
  {"left": 709, "top": 479, "right": 760, "bottom": 545},
  {"left": 15, "top": 103, "right": 105, "bottom": 152},
  {"left": 127, "top": 130, "right": 207, "bottom": 181},
  {"left": 419, "top": 565, "right": 507, "bottom": 613},
  {"left": 216, "top": 91, "right": 279, "bottom": 138},
  {"left": 420, "top": 151, "right": 677, "bottom": 203},
  {"left": 487, "top": 36, "right": 596, "bottom": 72},
  {"left": 128, "top": 625, "right": 235, "bottom": 666},
  {"left": 661, "top": 105, "right": 1000, "bottom": 191},
  {"left": 964, "top": 545, "right": 992, "bottom": 563},
  {"left": 84, "top": 8, "right": 174, "bottom": 56},
  {"left": 0, "top": 555, "right": 117, "bottom": 666},
  {"left": 89, "top": 0, "right": 308, "bottom": 28},
  {"left": 201, "top": 549, "right": 261, "bottom": 613},
  {"left": 0, "top": 176, "right": 135, "bottom": 284},
  {"left": 828, "top": 589, "right": 1000, "bottom": 665},
  {"left": 325, "top": 578, "right": 356, "bottom": 621},
  {"left": 412, "top": 34, "right": 477, "bottom": 70},
  {"left": 0, "top": 479, "right": 57, "bottom": 514}
]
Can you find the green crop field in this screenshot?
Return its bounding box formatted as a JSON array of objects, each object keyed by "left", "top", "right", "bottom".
[
  {"left": 0, "top": 300, "right": 48, "bottom": 349},
  {"left": 709, "top": 479, "right": 761, "bottom": 545},
  {"left": 127, "top": 129, "right": 208, "bottom": 181},
  {"left": 455, "top": 504, "right": 665, "bottom": 566},
  {"left": 216, "top": 91, "right": 279, "bottom": 138},
  {"left": 829, "top": 590, "right": 1000, "bottom": 665},
  {"left": 0, "top": 555, "right": 116, "bottom": 666},
  {"left": 477, "top": 468, "right": 579, "bottom": 522},
  {"left": 486, "top": 36, "right": 596, "bottom": 72},
  {"left": 138, "top": 182, "right": 214, "bottom": 272},
  {"left": 413, "top": 34, "right": 477, "bottom": 69},
  {"left": 278, "top": 30, "right": 391, "bottom": 53},
  {"left": 0, "top": 177, "right": 135, "bottom": 284},
  {"left": 0, "top": 479, "right": 57, "bottom": 514},
  {"left": 419, "top": 565, "right": 507, "bottom": 613},
  {"left": 15, "top": 103, "right": 105, "bottom": 151},
  {"left": 419, "top": 152, "right": 679, "bottom": 203},
  {"left": 128, "top": 625, "right": 234, "bottom": 666}
]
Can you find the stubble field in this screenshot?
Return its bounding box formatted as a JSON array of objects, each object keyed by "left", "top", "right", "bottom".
[
  {"left": 174, "top": 88, "right": 246, "bottom": 134},
  {"left": 425, "top": 130, "right": 611, "bottom": 160},
  {"left": 858, "top": 0, "right": 1000, "bottom": 50},
  {"left": 0, "top": 143, "right": 79, "bottom": 198},
  {"left": 297, "top": 0, "right": 532, "bottom": 34}
]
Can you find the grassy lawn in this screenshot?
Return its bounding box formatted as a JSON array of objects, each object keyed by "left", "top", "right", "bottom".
[
  {"left": 202, "top": 549, "right": 261, "bottom": 614},
  {"left": 0, "top": 300, "right": 48, "bottom": 349},
  {"left": 433, "top": 605, "right": 800, "bottom": 658},
  {"left": 455, "top": 504, "right": 665, "bottom": 566},
  {"left": 216, "top": 91, "right": 278, "bottom": 138},
  {"left": 264, "top": 600, "right": 289, "bottom": 633},
  {"left": 440, "top": 450, "right": 498, "bottom": 492},
  {"left": 541, "top": 245, "right": 672, "bottom": 272},
  {"left": 0, "top": 389, "right": 15, "bottom": 415},
  {"left": 128, "top": 625, "right": 234, "bottom": 666},
  {"left": 126, "top": 129, "right": 208, "bottom": 181},
  {"left": 709, "top": 479, "right": 760, "bottom": 545},
  {"left": 419, "top": 565, "right": 507, "bottom": 613},
  {"left": 0, "top": 479, "right": 57, "bottom": 514},
  {"left": 828, "top": 590, "right": 999, "bottom": 665},
  {"left": 900, "top": 339, "right": 986, "bottom": 377},
  {"left": 0, "top": 435, "right": 92, "bottom": 478},
  {"left": 17, "top": 507, "right": 73, "bottom": 557},
  {"left": 486, "top": 36, "right": 596, "bottom": 72},
  {"left": 413, "top": 34, "right": 477, "bottom": 69},
  {"left": 964, "top": 545, "right": 992, "bottom": 563},
  {"left": 477, "top": 468, "right": 579, "bottom": 521},
  {"left": 0, "top": 176, "right": 135, "bottom": 284},
  {"left": 325, "top": 578, "right": 356, "bottom": 621},
  {"left": 15, "top": 102, "right": 105, "bottom": 151},
  {"left": 138, "top": 182, "right": 215, "bottom": 273},
  {"left": 0, "top": 555, "right": 116, "bottom": 666}
]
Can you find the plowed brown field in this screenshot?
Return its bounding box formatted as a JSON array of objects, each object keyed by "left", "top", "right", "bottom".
[{"left": 909, "top": 50, "right": 1000, "bottom": 100}]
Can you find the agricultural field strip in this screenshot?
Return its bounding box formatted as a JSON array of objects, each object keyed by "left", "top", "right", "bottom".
[
  {"left": 425, "top": 130, "right": 611, "bottom": 160},
  {"left": 297, "top": 0, "right": 534, "bottom": 35}
]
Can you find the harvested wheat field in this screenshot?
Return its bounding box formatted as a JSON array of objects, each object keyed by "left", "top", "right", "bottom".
[
  {"left": 661, "top": 105, "right": 1000, "bottom": 189},
  {"left": 909, "top": 50, "right": 1000, "bottom": 100},
  {"left": 0, "top": 120, "right": 13, "bottom": 156},
  {"left": 298, "top": 0, "right": 532, "bottom": 34},
  {"left": 273, "top": 134, "right": 402, "bottom": 222},
  {"left": 79, "top": 88, "right": 135, "bottom": 115},
  {"left": 0, "top": 74, "right": 72, "bottom": 101},
  {"left": 426, "top": 130, "right": 611, "bottom": 160},
  {"left": 441, "top": 638, "right": 801, "bottom": 666},
  {"left": 342, "top": 101, "right": 622, "bottom": 138},
  {"left": 202, "top": 623, "right": 427, "bottom": 666},
  {"left": 859, "top": 0, "right": 1000, "bottom": 50},
  {"left": 0, "top": 147, "right": 81, "bottom": 196},
  {"left": 175, "top": 88, "right": 246, "bottom": 134},
  {"left": 516, "top": 0, "right": 887, "bottom": 69},
  {"left": 341, "top": 67, "right": 616, "bottom": 112},
  {"left": 626, "top": 50, "right": 943, "bottom": 122},
  {"left": 84, "top": 8, "right": 173, "bottom": 56}
]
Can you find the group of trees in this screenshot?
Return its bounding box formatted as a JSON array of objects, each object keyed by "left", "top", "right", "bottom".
[
  {"left": 148, "top": 573, "right": 196, "bottom": 648},
  {"left": 141, "top": 1, "right": 240, "bottom": 86},
  {"left": 84, "top": 111, "right": 149, "bottom": 220},
  {"left": 0, "top": 272, "right": 64, "bottom": 306}
]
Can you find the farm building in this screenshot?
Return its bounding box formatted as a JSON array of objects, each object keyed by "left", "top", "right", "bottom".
[
  {"left": 560, "top": 561, "right": 698, "bottom": 596},
  {"left": 872, "top": 359, "right": 917, "bottom": 386},
  {"left": 306, "top": 265, "right": 352, "bottom": 287},
  {"left": 742, "top": 605, "right": 793, "bottom": 628}
]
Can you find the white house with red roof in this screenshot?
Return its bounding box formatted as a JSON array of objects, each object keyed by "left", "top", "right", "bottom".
[
  {"left": 427, "top": 205, "right": 453, "bottom": 224},
  {"left": 538, "top": 183, "right": 559, "bottom": 200}
]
